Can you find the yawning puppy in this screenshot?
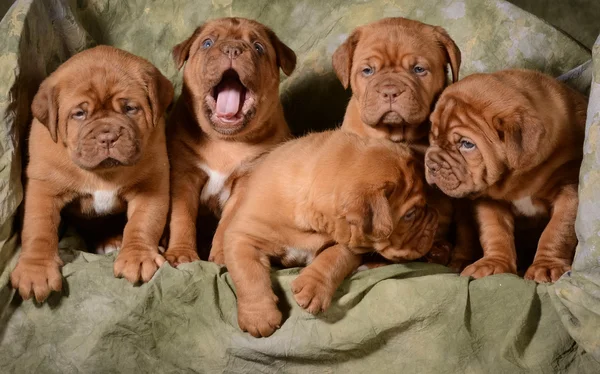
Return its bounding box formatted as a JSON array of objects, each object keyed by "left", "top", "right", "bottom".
[
  {"left": 333, "top": 17, "right": 461, "bottom": 143},
  {"left": 425, "top": 69, "right": 587, "bottom": 282},
  {"left": 11, "top": 46, "right": 174, "bottom": 302},
  {"left": 333, "top": 17, "right": 477, "bottom": 270},
  {"left": 165, "top": 17, "right": 296, "bottom": 265},
  {"left": 219, "top": 130, "right": 438, "bottom": 337}
]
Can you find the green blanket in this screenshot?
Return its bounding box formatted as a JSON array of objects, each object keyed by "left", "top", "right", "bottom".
[{"left": 1, "top": 0, "right": 599, "bottom": 373}]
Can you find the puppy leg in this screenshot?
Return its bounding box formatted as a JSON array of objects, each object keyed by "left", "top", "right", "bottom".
[
  {"left": 448, "top": 201, "right": 480, "bottom": 271},
  {"left": 525, "top": 185, "right": 577, "bottom": 283},
  {"left": 164, "top": 167, "right": 207, "bottom": 266},
  {"left": 113, "top": 181, "right": 168, "bottom": 283},
  {"left": 208, "top": 188, "right": 243, "bottom": 265},
  {"left": 225, "top": 235, "right": 282, "bottom": 338},
  {"left": 11, "top": 180, "right": 66, "bottom": 302},
  {"left": 461, "top": 200, "right": 517, "bottom": 278},
  {"left": 291, "top": 244, "right": 362, "bottom": 314}
]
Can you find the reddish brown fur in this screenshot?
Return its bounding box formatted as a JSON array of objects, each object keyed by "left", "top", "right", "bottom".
[
  {"left": 425, "top": 69, "right": 587, "bottom": 282},
  {"left": 11, "top": 46, "right": 174, "bottom": 302},
  {"left": 216, "top": 130, "right": 438, "bottom": 337},
  {"left": 164, "top": 18, "right": 296, "bottom": 265}
]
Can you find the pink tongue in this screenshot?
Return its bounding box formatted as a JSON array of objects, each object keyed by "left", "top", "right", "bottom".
[{"left": 216, "top": 81, "right": 242, "bottom": 118}]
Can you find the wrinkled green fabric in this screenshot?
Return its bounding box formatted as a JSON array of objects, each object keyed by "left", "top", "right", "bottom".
[{"left": 0, "top": 0, "right": 599, "bottom": 372}]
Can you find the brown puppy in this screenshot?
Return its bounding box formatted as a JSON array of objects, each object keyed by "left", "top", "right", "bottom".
[
  {"left": 165, "top": 17, "right": 296, "bottom": 265},
  {"left": 11, "top": 46, "right": 174, "bottom": 302},
  {"left": 425, "top": 69, "right": 587, "bottom": 282},
  {"left": 220, "top": 130, "right": 438, "bottom": 337},
  {"left": 333, "top": 17, "right": 461, "bottom": 143},
  {"left": 333, "top": 17, "right": 476, "bottom": 270}
]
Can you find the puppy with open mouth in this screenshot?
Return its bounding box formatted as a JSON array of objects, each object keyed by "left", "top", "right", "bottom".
[
  {"left": 164, "top": 17, "right": 296, "bottom": 265},
  {"left": 218, "top": 130, "right": 438, "bottom": 337},
  {"left": 425, "top": 69, "right": 587, "bottom": 282}
]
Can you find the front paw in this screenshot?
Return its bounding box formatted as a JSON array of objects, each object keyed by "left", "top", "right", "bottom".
[
  {"left": 114, "top": 245, "right": 165, "bottom": 283},
  {"left": 461, "top": 257, "right": 516, "bottom": 279},
  {"left": 95, "top": 235, "right": 123, "bottom": 255},
  {"left": 208, "top": 247, "right": 225, "bottom": 265},
  {"left": 291, "top": 271, "right": 335, "bottom": 314},
  {"left": 11, "top": 255, "right": 63, "bottom": 302},
  {"left": 237, "top": 298, "right": 282, "bottom": 338},
  {"left": 164, "top": 246, "right": 200, "bottom": 266},
  {"left": 524, "top": 259, "right": 570, "bottom": 283}
]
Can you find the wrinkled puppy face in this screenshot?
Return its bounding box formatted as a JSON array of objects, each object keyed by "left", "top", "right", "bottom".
[
  {"left": 31, "top": 46, "right": 174, "bottom": 170},
  {"left": 424, "top": 75, "right": 544, "bottom": 198},
  {"left": 173, "top": 17, "right": 296, "bottom": 138},
  {"left": 333, "top": 17, "right": 460, "bottom": 141},
  {"left": 340, "top": 144, "right": 438, "bottom": 261}
]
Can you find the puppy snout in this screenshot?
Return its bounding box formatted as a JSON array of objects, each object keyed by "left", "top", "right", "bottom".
[
  {"left": 96, "top": 129, "right": 120, "bottom": 148},
  {"left": 426, "top": 159, "right": 440, "bottom": 173},
  {"left": 221, "top": 43, "right": 243, "bottom": 59},
  {"left": 378, "top": 84, "right": 402, "bottom": 102}
]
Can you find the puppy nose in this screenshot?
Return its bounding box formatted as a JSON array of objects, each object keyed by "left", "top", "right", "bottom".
[
  {"left": 379, "top": 84, "right": 402, "bottom": 102},
  {"left": 221, "top": 44, "right": 242, "bottom": 59},
  {"left": 97, "top": 131, "right": 119, "bottom": 147},
  {"left": 426, "top": 160, "right": 440, "bottom": 172}
]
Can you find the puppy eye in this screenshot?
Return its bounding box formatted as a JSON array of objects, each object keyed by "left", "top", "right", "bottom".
[
  {"left": 362, "top": 66, "right": 375, "bottom": 77},
  {"left": 202, "top": 39, "right": 214, "bottom": 49},
  {"left": 403, "top": 208, "right": 416, "bottom": 221},
  {"left": 72, "top": 109, "right": 86, "bottom": 120},
  {"left": 124, "top": 104, "right": 138, "bottom": 115},
  {"left": 413, "top": 65, "right": 427, "bottom": 75},
  {"left": 254, "top": 42, "right": 265, "bottom": 54},
  {"left": 459, "top": 139, "right": 476, "bottom": 150}
]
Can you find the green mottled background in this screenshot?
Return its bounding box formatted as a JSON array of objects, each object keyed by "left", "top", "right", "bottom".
[{"left": 0, "top": 1, "right": 599, "bottom": 373}]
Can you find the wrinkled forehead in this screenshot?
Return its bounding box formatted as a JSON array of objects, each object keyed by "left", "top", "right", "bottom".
[
  {"left": 200, "top": 18, "right": 270, "bottom": 42},
  {"left": 355, "top": 26, "right": 442, "bottom": 63}
]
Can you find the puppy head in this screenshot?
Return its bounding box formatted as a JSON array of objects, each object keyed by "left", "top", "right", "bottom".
[
  {"left": 333, "top": 17, "right": 460, "bottom": 141},
  {"left": 173, "top": 17, "right": 296, "bottom": 139},
  {"left": 340, "top": 141, "right": 438, "bottom": 261},
  {"left": 425, "top": 74, "right": 546, "bottom": 198},
  {"left": 31, "top": 45, "right": 174, "bottom": 170}
]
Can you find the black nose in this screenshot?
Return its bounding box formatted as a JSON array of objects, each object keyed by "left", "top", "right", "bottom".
[
  {"left": 379, "top": 84, "right": 402, "bottom": 101},
  {"left": 97, "top": 130, "right": 119, "bottom": 147},
  {"left": 221, "top": 44, "right": 242, "bottom": 59}
]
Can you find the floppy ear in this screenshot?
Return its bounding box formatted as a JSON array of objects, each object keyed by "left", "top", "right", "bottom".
[
  {"left": 266, "top": 29, "right": 297, "bottom": 76},
  {"left": 344, "top": 183, "right": 395, "bottom": 241},
  {"left": 495, "top": 108, "right": 546, "bottom": 170},
  {"left": 31, "top": 78, "right": 59, "bottom": 143},
  {"left": 172, "top": 26, "right": 204, "bottom": 70},
  {"left": 432, "top": 26, "right": 461, "bottom": 83},
  {"left": 332, "top": 29, "right": 361, "bottom": 89},
  {"left": 145, "top": 67, "right": 175, "bottom": 127}
]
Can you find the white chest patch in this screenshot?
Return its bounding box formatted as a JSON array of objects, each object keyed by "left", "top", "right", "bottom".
[
  {"left": 92, "top": 190, "right": 118, "bottom": 215},
  {"left": 198, "top": 163, "right": 232, "bottom": 206},
  {"left": 284, "top": 247, "right": 315, "bottom": 266},
  {"left": 512, "top": 196, "right": 544, "bottom": 217}
]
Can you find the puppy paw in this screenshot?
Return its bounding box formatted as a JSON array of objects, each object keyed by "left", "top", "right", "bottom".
[
  {"left": 461, "top": 257, "right": 516, "bottom": 279},
  {"left": 237, "top": 299, "right": 282, "bottom": 338},
  {"left": 114, "top": 246, "right": 165, "bottom": 283},
  {"left": 10, "top": 255, "right": 63, "bottom": 302},
  {"left": 95, "top": 236, "right": 122, "bottom": 255},
  {"left": 164, "top": 247, "right": 200, "bottom": 267},
  {"left": 524, "top": 259, "right": 570, "bottom": 283},
  {"left": 291, "top": 272, "right": 335, "bottom": 314},
  {"left": 208, "top": 248, "right": 225, "bottom": 265}
]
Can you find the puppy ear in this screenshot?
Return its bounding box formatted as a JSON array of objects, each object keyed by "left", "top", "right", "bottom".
[
  {"left": 332, "top": 29, "right": 361, "bottom": 89},
  {"left": 495, "top": 108, "right": 546, "bottom": 170},
  {"left": 146, "top": 67, "right": 174, "bottom": 127},
  {"left": 31, "top": 78, "right": 59, "bottom": 143},
  {"left": 266, "top": 29, "right": 297, "bottom": 76},
  {"left": 172, "top": 26, "right": 204, "bottom": 70},
  {"left": 432, "top": 26, "right": 461, "bottom": 83},
  {"left": 344, "top": 183, "right": 395, "bottom": 241}
]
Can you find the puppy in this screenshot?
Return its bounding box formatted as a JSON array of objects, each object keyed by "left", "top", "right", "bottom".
[
  {"left": 165, "top": 17, "right": 296, "bottom": 265},
  {"left": 11, "top": 46, "right": 174, "bottom": 302},
  {"left": 332, "top": 17, "right": 461, "bottom": 144},
  {"left": 425, "top": 69, "right": 587, "bottom": 282},
  {"left": 333, "top": 17, "right": 477, "bottom": 270},
  {"left": 219, "top": 130, "right": 438, "bottom": 337}
]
